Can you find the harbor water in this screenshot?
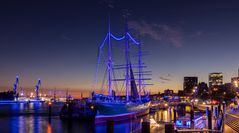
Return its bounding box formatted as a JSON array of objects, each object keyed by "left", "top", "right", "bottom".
[{"left": 0, "top": 102, "right": 172, "bottom": 133}]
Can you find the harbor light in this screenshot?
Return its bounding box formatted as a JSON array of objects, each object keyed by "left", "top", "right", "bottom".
[
  {"left": 90, "top": 105, "right": 94, "bottom": 110},
  {"left": 30, "top": 92, "right": 34, "bottom": 98},
  {"left": 234, "top": 81, "right": 238, "bottom": 87}
]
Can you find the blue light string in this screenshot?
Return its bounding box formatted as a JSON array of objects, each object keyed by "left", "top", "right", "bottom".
[
  {"left": 99, "top": 33, "right": 109, "bottom": 49},
  {"left": 126, "top": 32, "right": 140, "bottom": 45},
  {"left": 94, "top": 33, "right": 108, "bottom": 89},
  {"left": 94, "top": 31, "right": 140, "bottom": 89},
  {"left": 110, "top": 33, "right": 125, "bottom": 41}
]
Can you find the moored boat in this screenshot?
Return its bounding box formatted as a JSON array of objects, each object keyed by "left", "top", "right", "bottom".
[{"left": 60, "top": 100, "right": 97, "bottom": 121}]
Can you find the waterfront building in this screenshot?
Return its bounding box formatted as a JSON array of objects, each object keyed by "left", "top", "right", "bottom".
[
  {"left": 161, "top": 89, "right": 179, "bottom": 102},
  {"left": 164, "top": 89, "right": 174, "bottom": 95},
  {"left": 209, "top": 72, "right": 223, "bottom": 88},
  {"left": 231, "top": 77, "right": 239, "bottom": 96},
  {"left": 231, "top": 77, "right": 239, "bottom": 88},
  {"left": 183, "top": 77, "right": 198, "bottom": 95}
]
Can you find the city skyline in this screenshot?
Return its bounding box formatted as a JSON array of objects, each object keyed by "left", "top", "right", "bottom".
[{"left": 1, "top": 1, "right": 239, "bottom": 96}]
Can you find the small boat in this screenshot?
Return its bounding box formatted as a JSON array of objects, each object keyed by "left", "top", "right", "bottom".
[{"left": 59, "top": 100, "right": 97, "bottom": 121}]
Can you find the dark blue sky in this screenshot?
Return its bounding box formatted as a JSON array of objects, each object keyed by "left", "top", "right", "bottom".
[{"left": 1, "top": 0, "right": 239, "bottom": 94}]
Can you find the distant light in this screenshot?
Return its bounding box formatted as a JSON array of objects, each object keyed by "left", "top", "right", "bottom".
[{"left": 90, "top": 106, "right": 94, "bottom": 110}]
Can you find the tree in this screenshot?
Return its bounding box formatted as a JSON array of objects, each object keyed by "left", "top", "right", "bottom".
[
  {"left": 197, "top": 82, "right": 210, "bottom": 101},
  {"left": 210, "top": 83, "right": 236, "bottom": 104}
]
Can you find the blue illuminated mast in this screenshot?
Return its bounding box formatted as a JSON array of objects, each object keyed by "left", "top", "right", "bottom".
[
  {"left": 35, "top": 78, "right": 41, "bottom": 100},
  {"left": 107, "top": 15, "right": 113, "bottom": 97},
  {"left": 138, "top": 37, "right": 142, "bottom": 100},
  {"left": 94, "top": 15, "right": 145, "bottom": 100},
  {"left": 13, "top": 74, "right": 19, "bottom": 99},
  {"left": 124, "top": 19, "right": 130, "bottom": 101}
]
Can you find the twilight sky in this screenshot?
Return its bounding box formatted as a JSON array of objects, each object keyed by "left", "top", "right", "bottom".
[{"left": 1, "top": 0, "right": 239, "bottom": 96}]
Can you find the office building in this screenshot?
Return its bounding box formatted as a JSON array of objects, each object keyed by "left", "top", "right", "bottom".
[
  {"left": 183, "top": 77, "right": 198, "bottom": 95},
  {"left": 209, "top": 72, "right": 223, "bottom": 88}
]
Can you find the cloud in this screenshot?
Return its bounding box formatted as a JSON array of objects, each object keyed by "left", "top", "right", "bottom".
[
  {"left": 100, "top": 0, "right": 115, "bottom": 9},
  {"left": 121, "top": 9, "right": 132, "bottom": 18},
  {"left": 159, "top": 74, "right": 172, "bottom": 83},
  {"left": 190, "top": 30, "right": 204, "bottom": 37},
  {"left": 61, "top": 33, "right": 73, "bottom": 41},
  {"left": 159, "top": 76, "right": 171, "bottom": 81},
  {"left": 128, "top": 20, "right": 182, "bottom": 47}
]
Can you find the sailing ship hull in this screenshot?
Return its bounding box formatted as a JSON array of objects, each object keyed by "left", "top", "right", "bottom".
[
  {"left": 95, "top": 101, "right": 151, "bottom": 115},
  {"left": 95, "top": 107, "right": 149, "bottom": 124}
]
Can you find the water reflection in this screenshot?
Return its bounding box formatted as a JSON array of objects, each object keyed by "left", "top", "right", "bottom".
[
  {"left": 150, "top": 108, "right": 171, "bottom": 122},
  {"left": 0, "top": 115, "right": 151, "bottom": 133},
  {"left": 0, "top": 107, "right": 173, "bottom": 133},
  {"left": 0, "top": 102, "right": 64, "bottom": 116},
  {"left": 47, "top": 123, "right": 52, "bottom": 133}
]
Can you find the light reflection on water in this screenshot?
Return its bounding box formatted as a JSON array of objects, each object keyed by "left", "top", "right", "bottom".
[
  {"left": 0, "top": 111, "right": 172, "bottom": 133},
  {"left": 150, "top": 108, "right": 177, "bottom": 123},
  {"left": 0, "top": 103, "right": 174, "bottom": 133},
  {"left": 0, "top": 115, "right": 144, "bottom": 133},
  {"left": 0, "top": 102, "right": 63, "bottom": 115}
]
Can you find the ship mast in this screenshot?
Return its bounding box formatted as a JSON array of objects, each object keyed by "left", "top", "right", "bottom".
[
  {"left": 125, "top": 19, "right": 130, "bottom": 101},
  {"left": 138, "top": 37, "right": 142, "bottom": 101},
  {"left": 107, "top": 15, "right": 113, "bottom": 97}
]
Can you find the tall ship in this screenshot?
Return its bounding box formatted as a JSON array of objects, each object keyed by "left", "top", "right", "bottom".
[{"left": 92, "top": 18, "right": 152, "bottom": 118}]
